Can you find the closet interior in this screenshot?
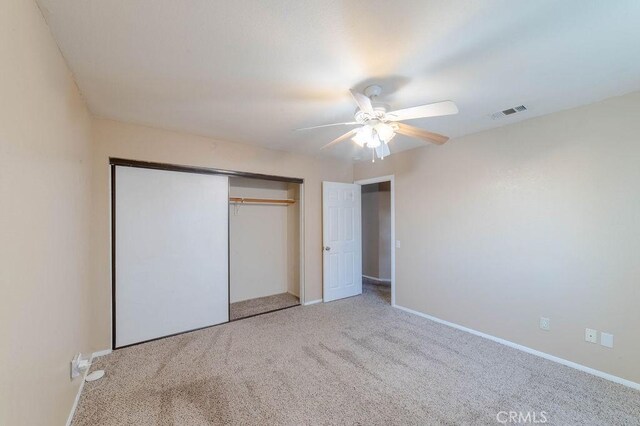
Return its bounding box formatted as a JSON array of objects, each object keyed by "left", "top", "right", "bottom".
[{"left": 229, "top": 176, "right": 301, "bottom": 320}]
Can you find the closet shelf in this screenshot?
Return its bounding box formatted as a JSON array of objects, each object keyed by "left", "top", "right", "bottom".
[{"left": 229, "top": 197, "right": 295, "bottom": 205}]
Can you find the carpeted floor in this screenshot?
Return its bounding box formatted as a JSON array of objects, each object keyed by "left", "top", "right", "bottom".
[
  {"left": 73, "top": 284, "right": 639, "bottom": 425},
  {"left": 230, "top": 292, "right": 299, "bottom": 321}
]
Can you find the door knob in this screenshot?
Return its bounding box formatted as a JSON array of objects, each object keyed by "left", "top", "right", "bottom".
[{"left": 324, "top": 246, "right": 331, "bottom": 251}]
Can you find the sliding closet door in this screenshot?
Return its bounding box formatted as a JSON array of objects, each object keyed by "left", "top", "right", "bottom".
[{"left": 114, "top": 166, "right": 229, "bottom": 348}]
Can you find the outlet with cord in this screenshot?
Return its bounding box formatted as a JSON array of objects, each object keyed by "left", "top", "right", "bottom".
[
  {"left": 70, "top": 353, "right": 107, "bottom": 382},
  {"left": 70, "top": 353, "right": 90, "bottom": 379}
]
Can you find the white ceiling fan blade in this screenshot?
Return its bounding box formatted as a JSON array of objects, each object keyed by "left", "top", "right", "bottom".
[
  {"left": 350, "top": 89, "right": 374, "bottom": 114},
  {"left": 387, "top": 100, "right": 458, "bottom": 121},
  {"left": 395, "top": 123, "right": 449, "bottom": 145},
  {"left": 295, "top": 122, "right": 358, "bottom": 131},
  {"left": 320, "top": 128, "right": 358, "bottom": 150}
]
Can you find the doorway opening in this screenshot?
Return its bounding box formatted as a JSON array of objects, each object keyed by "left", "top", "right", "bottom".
[{"left": 356, "top": 176, "right": 395, "bottom": 306}]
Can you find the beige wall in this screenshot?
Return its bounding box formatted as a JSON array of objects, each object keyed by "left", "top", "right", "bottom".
[
  {"left": 229, "top": 177, "right": 300, "bottom": 302},
  {"left": 91, "top": 118, "right": 353, "bottom": 349},
  {"left": 0, "top": 0, "right": 94, "bottom": 424},
  {"left": 355, "top": 91, "right": 640, "bottom": 383},
  {"left": 361, "top": 183, "right": 391, "bottom": 280}
]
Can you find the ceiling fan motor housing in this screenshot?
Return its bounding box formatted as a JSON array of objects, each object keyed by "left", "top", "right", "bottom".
[
  {"left": 354, "top": 104, "right": 389, "bottom": 124},
  {"left": 363, "top": 84, "right": 383, "bottom": 98}
]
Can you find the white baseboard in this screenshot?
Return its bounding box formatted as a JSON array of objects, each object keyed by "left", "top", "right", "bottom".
[
  {"left": 66, "top": 349, "right": 112, "bottom": 426},
  {"left": 362, "top": 274, "right": 391, "bottom": 284},
  {"left": 394, "top": 304, "right": 640, "bottom": 391},
  {"left": 91, "top": 349, "right": 112, "bottom": 359},
  {"left": 66, "top": 367, "right": 88, "bottom": 426},
  {"left": 303, "top": 299, "right": 323, "bottom": 306}
]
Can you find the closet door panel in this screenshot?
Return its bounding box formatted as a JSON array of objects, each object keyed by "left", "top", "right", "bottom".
[{"left": 114, "top": 166, "right": 228, "bottom": 348}]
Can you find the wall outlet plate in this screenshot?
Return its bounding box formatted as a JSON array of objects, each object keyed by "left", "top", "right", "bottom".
[
  {"left": 600, "top": 332, "right": 614, "bottom": 348},
  {"left": 70, "top": 353, "right": 90, "bottom": 379},
  {"left": 539, "top": 317, "right": 550, "bottom": 331},
  {"left": 585, "top": 328, "right": 598, "bottom": 343},
  {"left": 70, "top": 353, "right": 81, "bottom": 379}
]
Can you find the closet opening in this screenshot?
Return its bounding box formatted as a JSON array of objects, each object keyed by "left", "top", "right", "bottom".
[
  {"left": 229, "top": 176, "right": 302, "bottom": 320},
  {"left": 110, "top": 158, "right": 304, "bottom": 349}
]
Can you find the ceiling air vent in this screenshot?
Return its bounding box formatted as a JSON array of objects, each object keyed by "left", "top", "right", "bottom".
[{"left": 491, "top": 105, "right": 527, "bottom": 120}]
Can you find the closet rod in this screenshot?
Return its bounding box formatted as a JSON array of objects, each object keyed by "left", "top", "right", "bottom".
[{"left": 229, "top": 197, "right": 295, "bottom": 205}]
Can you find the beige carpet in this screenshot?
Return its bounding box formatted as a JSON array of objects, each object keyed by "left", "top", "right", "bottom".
[
  {"left": 230, "top": 292, "right": 299, "bottom": 321},
  {"left": 74, "top": 284, "right": 639, "bottom": 425}
]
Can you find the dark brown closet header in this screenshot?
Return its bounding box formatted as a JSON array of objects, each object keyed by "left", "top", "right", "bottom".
[{"left": 109, "top": 158, "right": 304, "bottom": 184}]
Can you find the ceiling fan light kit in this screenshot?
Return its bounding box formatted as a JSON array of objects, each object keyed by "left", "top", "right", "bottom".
[
  {"left": 375, "top": 122, "right": 395, "bottom": 143},
  {"left": 300, "top": 85, "right": 458, "bottom": 162},
  {"left": 351, "top": 125, "right": 372, "bottom": 147}
]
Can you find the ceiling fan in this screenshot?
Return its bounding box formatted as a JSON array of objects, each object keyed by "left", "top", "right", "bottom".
[{"left": 297, "top": 85, "right": 458, "bottom": 161}]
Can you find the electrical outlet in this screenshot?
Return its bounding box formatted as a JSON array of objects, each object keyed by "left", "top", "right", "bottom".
[
  {"left": 71, "top": 353, "right": 81, "bottom": 379},
  {"left": 600, "top": 332, "right": 614, "bottom": 348},
  {"left": 395, "top": 240, "right": 401, "bottom": 248},
  {"left": 539, "top": 317, "right": 550, "bottom": 331},
  {"left": 70, "top": 353, "right": 90, "bottom": 379},
  {"left": 585, "top": 328, "right": 598, "bottom": 344}
]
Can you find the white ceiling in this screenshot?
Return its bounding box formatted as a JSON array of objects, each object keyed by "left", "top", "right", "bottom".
[{"left": 37, "top": 0, "right": 640, "bottom": 160}]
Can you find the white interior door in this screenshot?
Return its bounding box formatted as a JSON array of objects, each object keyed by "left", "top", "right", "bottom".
[
  {"left": 114, "top": 166, "right": 229, "bottom": 348},
  {"left": 323, "top": 182, "right": 362, "bottom": 302}
]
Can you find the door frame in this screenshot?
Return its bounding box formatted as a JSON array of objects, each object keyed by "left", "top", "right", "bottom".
[
  {"left": 354, "top": 175, "right": 396, "bottom": 306},
  {"left": 299, "top": 184, "right": 306, "bottom": 304}
]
